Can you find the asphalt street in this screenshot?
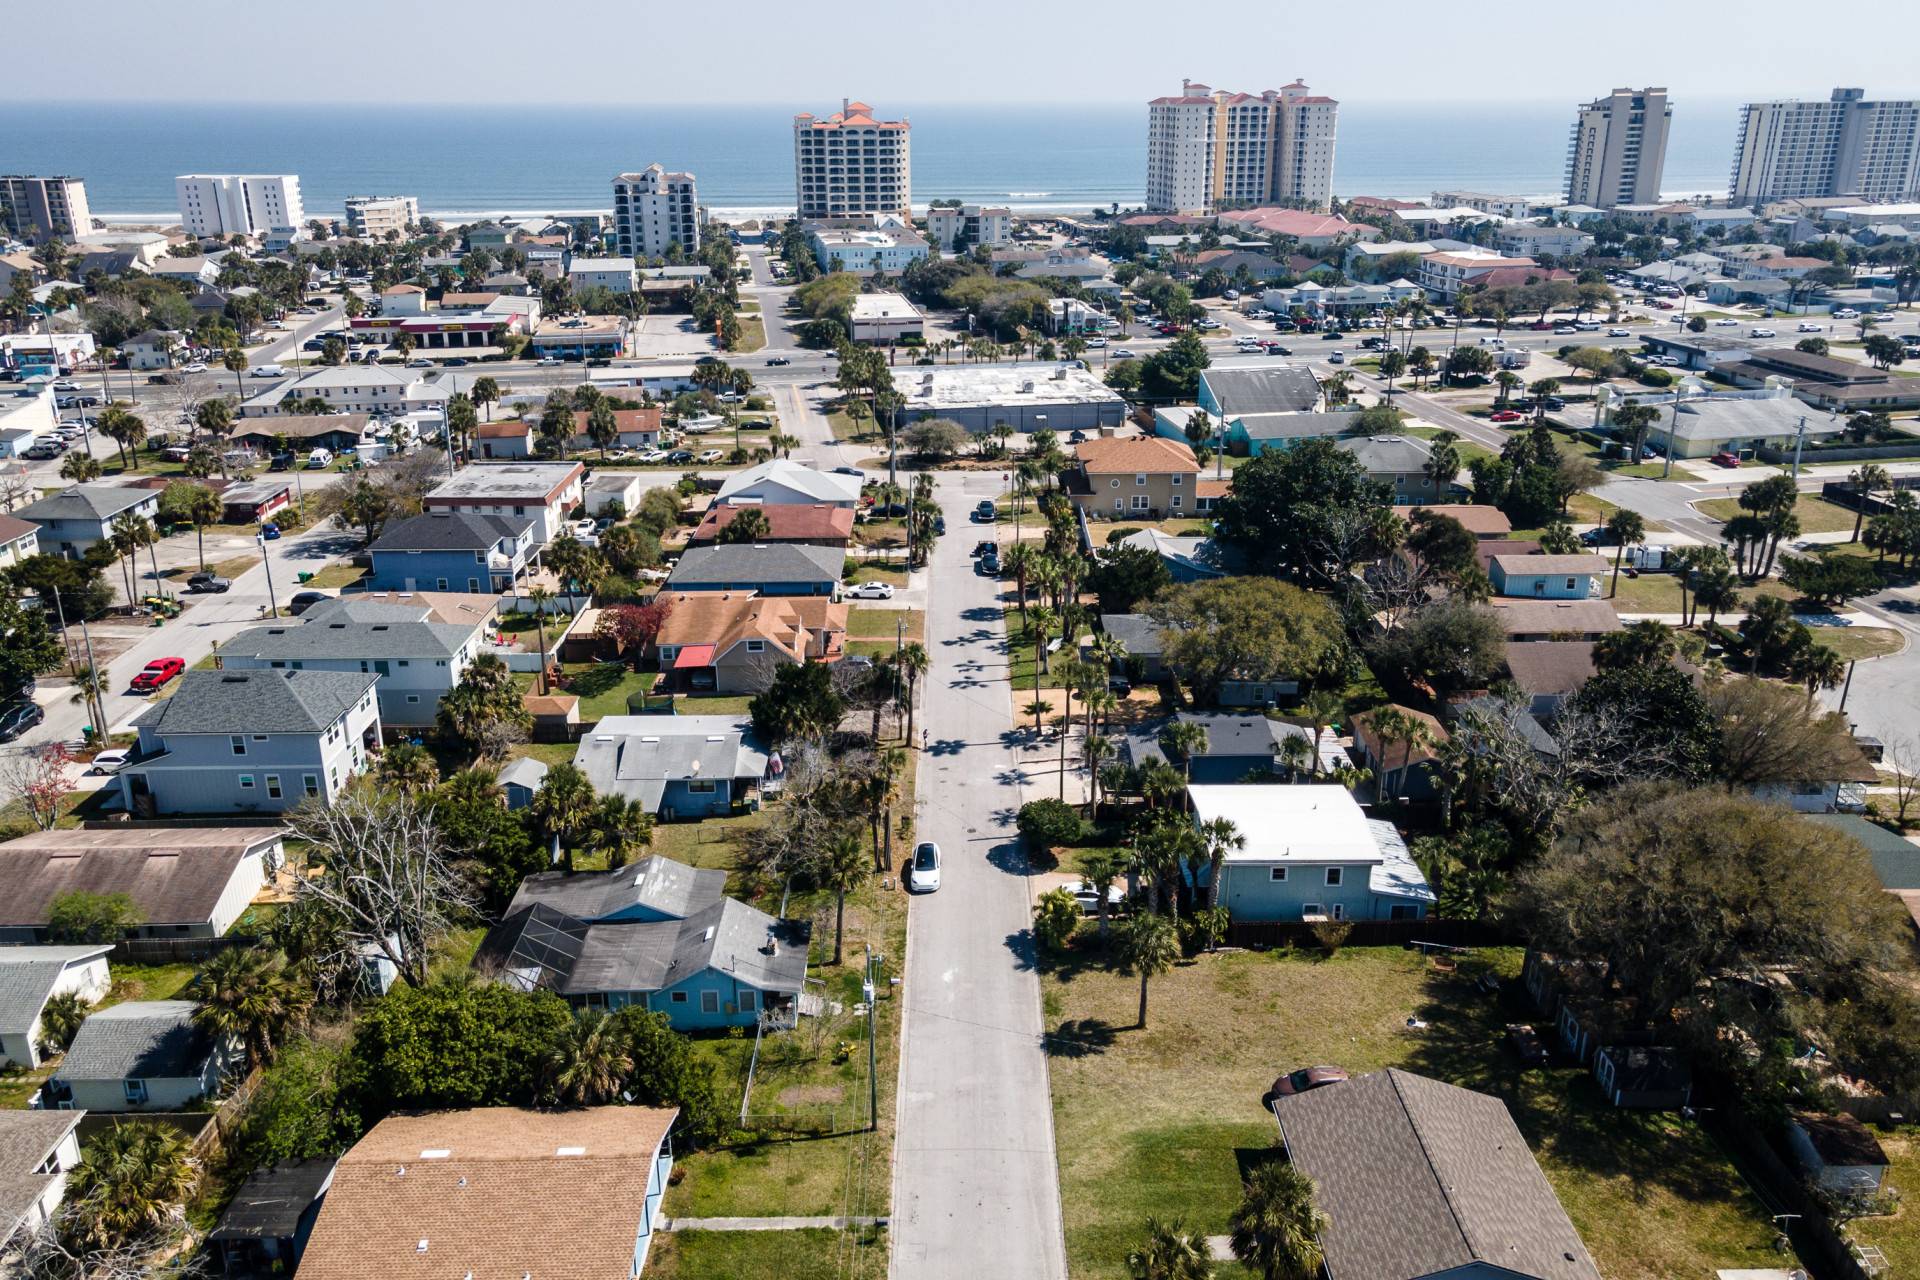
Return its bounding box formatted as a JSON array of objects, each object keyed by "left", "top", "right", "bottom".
[{"left": 890, "top": 475, "right": 1066, "bottom": 1280}]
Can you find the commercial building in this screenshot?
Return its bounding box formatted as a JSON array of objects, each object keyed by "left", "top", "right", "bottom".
[
  {"left": 1564, "top": 88, "right": 1672, "bottom": 208},
  {"left": 849, "top": 291, "right": 924, "bottom": 343},
  {"left": 1418, "top": 249, "right": 1542, "bottom": 300},
  {"left": 1730, "top": 89, "right": 1920, "bottom": 204},
  {"left": 175, "top": 174, "right": 305, "bottom": 239},
  {"left": 0, "top": 175, "right": 91, "bottom": 241},
  {"left": 895, "top": 361, "right": 1129, "bottom": 434},
  {"left": 528, "top": 315, "right": 626, "bottom": 360},
  {"left": 806, "top": 219, "right": 929, "bottom": 275},
  {"left": 1216, "top": 206, "right": 1374, "bottom": 249},
  {"left": 613, "top": 164, "right": 700, "bottom": 258},
  {"left": 341, "top": 194, "right": 418, "bottom": 238},
  {"left": 794, "top": 100, "right": 911, "bottom": 221},
  {"left": 1145, "top": 79, "right": 1339, "bottom": 215},
  {"left": 926, "top": 204, "right": 1011, "bottom": 251}
]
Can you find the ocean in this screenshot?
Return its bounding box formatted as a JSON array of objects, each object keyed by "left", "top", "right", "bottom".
[{"left": 3, "top": 99, "right": 1745, "bottom": 221}]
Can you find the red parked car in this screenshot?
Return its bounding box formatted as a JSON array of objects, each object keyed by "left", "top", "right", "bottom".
[
  {"left": 1489, "top": 410, "right": 1525, "bottom": 423},
  {"left": 1710, "top": 451, "right": 1742, "bottom": 468},
  {"left": 130, "top": 657, "right": 185, "bottom": 692}
]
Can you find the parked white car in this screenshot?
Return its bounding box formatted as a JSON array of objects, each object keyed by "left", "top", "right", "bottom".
[
  {"left": 908, "top": 841, "right": 942, "bottom": 893},
  {"left": 848, "top": 582, "right": 895, "bottom": 600},
  {"left": 1607, "top": 328, "right": 1631, "bottom": 337},
  {"left": 695, "top": 449, "right": 725, "bottom": 463},
  {"left": 89, "top": 749, "right": 131, "bottom": 775}
]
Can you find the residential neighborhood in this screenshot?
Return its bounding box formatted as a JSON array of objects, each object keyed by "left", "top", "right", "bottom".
[{"left": 6, "top": 26, "right": 1920, "bottom": 1280}]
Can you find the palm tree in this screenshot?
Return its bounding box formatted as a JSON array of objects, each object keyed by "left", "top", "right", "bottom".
[
  {"left": 1850, "top": 463, "right": 1891, "bottom": 542},
  {"left": 530, "top": 762, "right": 598, "bottom": 869},
  {"left": 64, "top": 1122, "right": 196, "bottom": 1248},
  {"left": 36, "top": 989, "right": 91, "bottom": 1058},
  {"left": 893, "top": 642, "right": 930, "bottom": 744},
  {"left": 1493, "top": 370, "right": 1522, "bottom": 406},
  {"left": 1199, "top": 816, "right": 1245, "bottom": 913},
  {"left": 820, "top": 829, "right": 869, "bottom": 964},
  {"left": 1139, "top": 759, "right": 1185, "bottom": 811},
  {"left": 1604, "top": 508, "right": 1646, "bottom": 597},
  {"left": 1080, "top": 849, "right": 1122, "bottom": 944},
  {"left": 521, "top": 586, "right": 556, "bottom": 695},
  {"left": 1127, "top": 1216, "right": 1215, "bottom": 1280},
  {"left": 68, "top": 663, "right": 107, "bottom": 735},
  {"left": 223, "top": 346, "right": 249, "bottom": 399},
  {"left": 1003, "top": 542, "right": 1038, "bottom": 621},
  {"left": 171, "top": 482, "right": 224, "bottom": 572},
  {"left": 1117, "top": 911, "right": 1180, "bottom": 1028},
  {"left": 1029, "top": 604, "right": 1057, "bottom": 680},
  {"left": 585, "top": 794, "right": 654, "bottom": 869},
  {"left": 545, "top": 1010, "right": 632, "bottom": 1105},
  {"left": 59, "top": 451, "right": 102, "bottom": 482},
  {"left": 471, "top": 374, "right": 501, "bottom": 421},
  {"left": 1082, "top": 733, "right": 1116, "bottom": 817},
  {"left": 1740, "top": 595, "right": 1799, "bottom": 673},
  {"left": 97, "top": 403, "right": 146, "bottom": 469},
  {"left": 545, "top": 535, "right": 593, "bottom": 615},
  {"left": 186, "top": 947, "right": 312, "bottom": 1069},
  {"left": 1301, "top": 691, "right": 1343, "bottom": 776},
  {"left": 1161, "top": 720, "right": 1210, "bottom": 787},
  {"left": 1228, "top": 1162, "right": 1327, "bottom": 1280},
  {"left": 374, "top": 742, "right": 441, "bottom": 796},
  {"left": 1788, "top": 643, "right": 1846, "bottom": 704}
]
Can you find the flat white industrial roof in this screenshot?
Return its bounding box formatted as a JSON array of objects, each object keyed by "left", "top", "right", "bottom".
[
  {"left": 852, "top": 291, "right": 922, "bottom": 320},
  {"left": 901, "top": 361, "right": 1126, "bottom": 411},
  {"left": 1187, "top": 785, "right": 1381, "bottom": 863}
]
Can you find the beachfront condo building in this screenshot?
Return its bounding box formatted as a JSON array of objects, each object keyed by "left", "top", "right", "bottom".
[
  {"left": 793, "top": 101, "right": 911, "bottom": 221},
  {"left": 175, "top": 174, "right": 305, "bottom": 239},
  {"left": 1145, "top": 80, "right": 1339, "bottom": 216},
  {"left": 1564, "top": 87, "right": 1671, "bottom": 208},
  {"left": 612, "top": 165, "right": 701, "bottom": 258},
  {"left": 0, "top": 175, "right": 92, "bottom": 242},
  {"left": 927, "top": 204, "right": 1012, "bottom": 251},
  {"left": 1730, "top": 88, "right": 1920, "bottom": 205},
  {"left": 343, "top": 195, "right": 419, "bottom": 239}
]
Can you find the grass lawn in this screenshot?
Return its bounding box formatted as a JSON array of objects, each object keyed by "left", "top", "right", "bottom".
[
  {"left": 1539, "top": 429, "right": 1668, "bottom": 480},
  {"left": 1603, "top": 571, "right": 1793, "bottom": 614},
  {"left": 0, "top": 1064, "right": 54, "bottom": 1110},
  {"left": 735, "top": 315, "right": 767, "bottom": 355},
  {"left": 853, "top": 517, "right": 906, "bottom": 550},
  {"left": 164, "top": 554, "right": 259, "bottom": 583},
  {"left": 1045, "top": 945, "right": 1784, "bottom": 1280},
  {"left": 1004, "top": 606, "right": 1064, "bottom": 691},
  {"left": 846, "top": 562, "right": 908, "bottom": 588},
  {"left": 848, "top": 607, "right": 923, "bottom": 642},
  {"left": 649, "top": 1227, "right": 887, "bottom": 1280},
  {"left": 104, "top": 962, "right": 199, "bottom": 1004},
  {"left": 827, "top": 409, "right": 885, "bottom": 445},
  {"left": 302, "top": 563, "right": 366, "bottom": 590},
  {"left": 1696, "top": 493, "right": 1856, "bottom": 535},
  {"left": 1854, "top": 1126, "right": 1920, "bottom": 1275},
  {"left": 507, "top": 741, "right": 579, "bottom": 769},
  {"left": 1405, "top": 425, "right": 1496, "bottom": 466},
  {"left": 676, "top": 693, "right": 756, "bottom": 716},
  {"left": 1814, "top": 626, "right": 1907, "bottom": 661}
]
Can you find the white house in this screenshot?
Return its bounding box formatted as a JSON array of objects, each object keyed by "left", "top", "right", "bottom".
[
  {"left": 218, "top": 597, "right": 488, "bottom": 729},
  {"left": 0, "top": 1112, "right": 86, "bottom": 1244},
  {"left": 47, "top": 1000, "right": 238, "bottom": 1112},
  {"left": 715, "top": 459, "right": 862, "bottom": 508},
  {"left": 423, "top": 462, "right": 587, "bottom": 543},
  {"left": 1184, "top": 785, "right": 1435, "bottom": 923},
  {"left": 118, "top": 669, "right": 383, "bottom": 817},
  {"left": 568, "top": 257, "right": 639, "bottom": 295},
  {"left": 0, "top": 513, "right": 40, "bottom": 567},
  {"left": 0, "top": 945, "right": 113, "bottom": 1069},
  {"left": 239, "top": 364, "right": 417, "bottom": 418}
]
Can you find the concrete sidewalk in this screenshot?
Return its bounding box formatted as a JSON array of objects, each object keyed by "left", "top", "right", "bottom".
[{"left": 662, "top": 1216, "right": 883, "bottom": 1232}]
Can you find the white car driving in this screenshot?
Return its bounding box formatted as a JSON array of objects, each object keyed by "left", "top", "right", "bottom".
[
  {"left": 908, "top": 841, "right": 942, "bottom": 893},
  {"left": 1751, "top": 328, "right": 1777, "bottom": 338},
  {"left": 1797, "top": 322, "right": 1824, "bottom": 333},
  {"left": 1606, "top": 328, "right": 1631, "bottom": 337}
]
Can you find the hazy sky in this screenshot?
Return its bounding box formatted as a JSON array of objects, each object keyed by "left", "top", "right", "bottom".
[{"left": 16, "top": 0, "right": 1918, "bottom": 106}]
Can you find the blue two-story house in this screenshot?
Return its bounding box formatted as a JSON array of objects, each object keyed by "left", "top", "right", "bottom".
[
  {"left": 472, "top": 855, "right": 810, "bottom": 1029},
  {"left": 15, "top": 483, "right": 161, "bottom": 557},
  {"left": 572, "top": 715, "right": 770, "bottom": 819},
  {"left": 665, "top": 543, "right": 842, "bottom": 598},
  {"left": 1185, "top": 784, "right": 1434, "bottom": 923},
  {"left": 367, "top": 510, "right": 536, "bottom": 594},
  {"left": 1488, "top": 552, "right": 1608, "bottom": 600}
]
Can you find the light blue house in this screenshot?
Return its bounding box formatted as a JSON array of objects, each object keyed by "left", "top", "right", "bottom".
[
  {"left": 1487, "top": 553, "right": 1607, "bottom": 600},
  {"left": 1185, "top": 784, "right": 1433, "bottom": 922},
  {"left": 473, "top": 855, "right": 810, "bottom": 1030},
  {"left": 367, "top": 510, "right": 536, "bottom": 593},
  {"left": 573, "top": 715, "right": 771, "bottom": 820}
]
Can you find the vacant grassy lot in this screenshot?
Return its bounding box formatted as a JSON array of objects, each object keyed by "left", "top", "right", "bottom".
[
  {"left": 649, "top": 1226, "right": 887, "bottom": 1280},
  {"left": 302, "top": 563, "right": 366, "bottom": 590},
  {"left": 848, "top": 607, "right": 924, "bottom": 642},
  {"left": 165, "top": 554, "right": 260, "bottom": 584},
  {"left": 1814, "top": 626, "right": 1907, "bottom": 662},
  {"left": 846, "top": 561, "right": 908, "bottom": 588},
  {"left": 1045, "top": 945, "right": 1783, "bottom": 1280},
  {"left": 1603, "top": 570, "right": 1793, "bottom": 614},
  {"left": 1696, "top": 493, "right": 1856, "bottom": 534}
]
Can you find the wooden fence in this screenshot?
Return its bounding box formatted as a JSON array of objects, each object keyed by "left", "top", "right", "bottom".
[
  {"left": 1224, "top": 918, "right": 1511, "bottom": 951},
  {"left": 108, "top": 933, "right": 261, "bottom": 966},
  {"left": 1703, "top": 1104, "right": 1878, "bottom": 1280}
]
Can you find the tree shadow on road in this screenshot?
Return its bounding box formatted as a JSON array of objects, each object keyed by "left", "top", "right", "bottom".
[
  {"left": 961, "top": 606, "right": 1004, "bottom": 623},
  {"left": 986, "top": 840, "right": 1036, "bottom": 877},
  {"left": 1004, "top": 925, "right": 1038, "bottom": 972},
  {"left": 927, "top": 736, "right": 969, "bottom": 757}
]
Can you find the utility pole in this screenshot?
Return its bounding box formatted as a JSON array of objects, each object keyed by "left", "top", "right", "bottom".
[
  {"left": 864, "top": 945, "right": 879, "bottom": 1132},
  {"left": 1661, "top": 393, "right": 1680, "bottom": 479},
  {"left": 75, "top": 609, "right": 104, "bottom": 741},
  {"left": 259, "top": 531, "right": 280, "bottom": 618},
  {"left": 1839, "top": 658, "right": 1857, "bottom": 713},
  {"left": 1791, "top": 415, "right": 1808, "bottom": 479}
]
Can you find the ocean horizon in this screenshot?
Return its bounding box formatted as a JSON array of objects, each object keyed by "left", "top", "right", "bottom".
[{"left": 8, "top": 98, "right": 1748, "bottom": 222}]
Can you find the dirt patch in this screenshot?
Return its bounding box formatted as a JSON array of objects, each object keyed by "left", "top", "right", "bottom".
[
  {"left": 53, "top": 623, "right": 151, "bottom": 669},
  {"left": 778, "top": 1085, "right": 846, "bottom": 1107}
]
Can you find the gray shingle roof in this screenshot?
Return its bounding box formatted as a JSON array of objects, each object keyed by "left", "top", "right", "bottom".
[
  {"left": 508, "top": 856, "right": 727, "bottom": 923},
  {"left": 15, "top": 483, "right": 156, "bottom": 525},
  {"left": 1274, "top": 1068, "right": 1601, "bottom": 1280},
  {"left": 1232, "top": 411, "right": 1353, "bottom": 440},
  {"left": 1099, "top": 613, "right": 1165, "bottom": 658},
  {"left": 225, "top": 617, "right": 474, "bottom": 662},
  {"left": 0, "top": 945, "right": 111, "bottom": 1035},
  {"left": 1200, "top": 365, "right": 1322, "bottom": 415},
  {"left": 496, "top": 756, "right": 549, "bottom": 792},
  {"left": 58, "top": 1000, "right": 216, "bottom": 1082},
  {"left": 372, "top": 510, "right": 533, "bottom": 553},
  {"left": 667, "top": 542, "right": 844, "bottom": 589},
  {"left": 0, "top": 1112, "right": 84, "bottom": 1238},
  {"left": 476, "top": 897, "right": 809, "bottom": 999},
  {"left": 209, "top": 1159, "right": 337, "bottom": 1242},
  {"left": 1805, "top": 814, "right": 1920, "bottom": 891},
  {"left": 1336, "top": 434, "right": 1433, "bottom": 472},
  {"left": 573, "top": 717, "right": 769, "bottom": 812},
  {"left": 132, "top": 669, "right": 377, "bottom": 736}
]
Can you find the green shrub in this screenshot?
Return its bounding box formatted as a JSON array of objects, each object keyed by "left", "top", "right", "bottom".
[
  {"left": 1033, "top": 888, "right": 1081, "bottom": 952},
  {"left": 1016, "top": 799, "right": 1085, "bottom": 855}
]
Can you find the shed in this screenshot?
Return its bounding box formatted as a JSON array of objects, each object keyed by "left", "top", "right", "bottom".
[
  {"left": 497, "top": 756, "right": 549, "bottom": 810},
  {"left": 1788, "top": 1112, "right": 1889, "bottom": 1195},
  {"left": 1593, "top": 1044, "right": 1691, "bottom": 1109},
  {"left": 208, "top": 1158, "right": 337, "bottom": 1277}
]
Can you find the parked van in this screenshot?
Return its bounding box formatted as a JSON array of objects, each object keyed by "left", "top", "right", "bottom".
[{"left": 306, "top": 448, "right": 333, "bottom": 468}]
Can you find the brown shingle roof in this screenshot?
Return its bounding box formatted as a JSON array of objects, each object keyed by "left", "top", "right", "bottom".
[
  {"left": 571, "top": 407, "right": 663, "bottom": 436},
  {"left": 1490, "top": 553, "right": 1610, "bottom": 577},
  {"left": 297, "top": 1106, "right": 678, "bottom": 1280},
  {"left": 1484, "top": 599, "right": 1622, "bottom": 637},
  {"left": 654, "top": 591, "right": 847, "bottom": 664},
  {"left": 1408, "top": 504, "right": 1511, "bottom": 537},
  {"left": 1502, "top": 641, "right": 1596, "bottom": 697},
  {"left": 689, "top": 502, "right": 854, "bottom": 545},
  {"left": 474, "top": 420, "right": 531, "bottom": 439},
  {"left": 1074, "top": 436, "right": 1199, "bottom": 476},
  {"left": 0, "top": 828, "right": 279, "bottom": 930}
]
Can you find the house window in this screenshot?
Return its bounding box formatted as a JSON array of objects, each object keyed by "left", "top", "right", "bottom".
[
  {"left": 303, "top": 774, "right": 320, "bottom": 797},
  {"left": 230, "top": 735, "right": 246, "bottom": 756},
  {"left": 1268, "top": 867, "right": 1287, "bottom": 882},
  {"left": 1565, "top": 577, "right": 1577, "bottom": 591},
  {"left": 688, "top": 780, "right": 717, "bottom": 795},
  {"left": 700, "top": 991, "right": 720, "bottom": 1014},
  {"left": 1131, "top": 495, "right": 1150, "bottom": 511},
  {"left": 1389, "top": 904, "right": 1418, "bottom": 921},
  {"left": 745, "top": 640, "right": 764, "bottom": 653},
  {"left": 739, "top": 990, "right": 757, "bottom": 1010},
  {"left": 670, "top": 991, "right": 688, "bottom": 1004},
  {"left": 1113, "top": 498, "right": 1124, "bottom": 511},
  {"left": 1135, "top": 473, "right": 1147, "bottom": 486},
  {"left": 407, "top": 695, "right": 420, "bottom": 704},
  {"left": 1170, "top": 475, "right": 1183, "bottom": 487},
  {"left": 1169, "top": 495, "right": 1182, "bottom": 509},
  {"left": 659, "top": 646, "right": 676, "bottom": 661},
  {"left": 124, "top": 1080, "right": 148, "bottom": 1105},
  {"left": 436, "top": 578, "right": 448, "bottom": 590},
  {"left": 1109, "top": 478, "right": 1120, "bottom": 489},
  {"left": 1325, "top": 867, "right": 1343, "bottom": 887},
  {"left": 238, "top": 774, "right": 255, "bottom": 789},
  {"left": 1301, "top": 902, "right": 1323, "bottom": 917},
  {"left": 265, "top": 775, "right": 283, "bottom": 799}
]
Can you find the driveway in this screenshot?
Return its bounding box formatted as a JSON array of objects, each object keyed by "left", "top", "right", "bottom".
[{"left": 890, "top": 473, "right": 1066, "bottom": 1280}]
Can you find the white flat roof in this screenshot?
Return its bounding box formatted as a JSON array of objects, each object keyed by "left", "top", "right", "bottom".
[
  {"left": 1188, "top": 785, "right": 1381, "bottom": 863},
  {"left": 852, "top": 292, "right": 923, "bottom": 321},
  {"left": 901, "top": 361, "right": 1125, "bottom": 411}
]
